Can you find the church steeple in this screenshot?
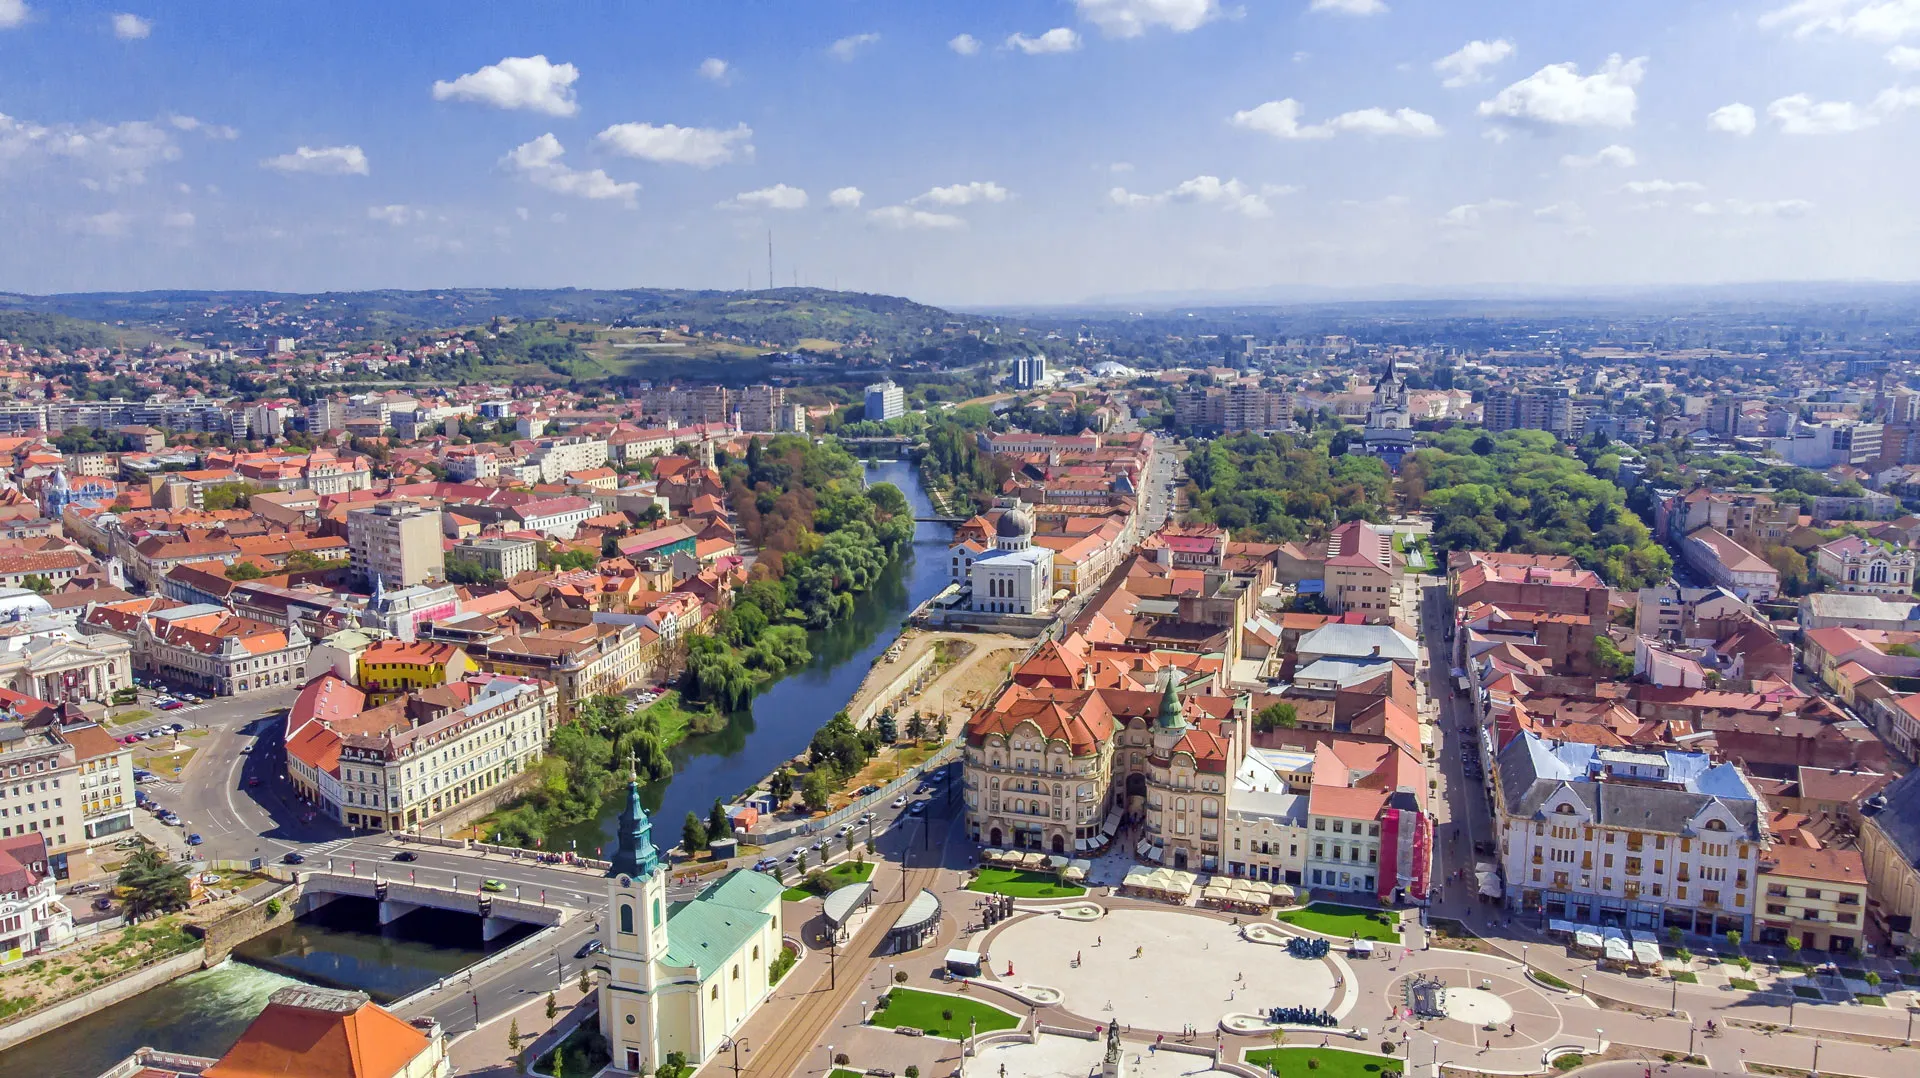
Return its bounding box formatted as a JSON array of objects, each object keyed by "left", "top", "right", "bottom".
[
  {"left": 607, "top": 769, "right": 660, "bottom": 878},
  {"left": 1155, "top": 669, "right": 1187, "bottom": 732}
]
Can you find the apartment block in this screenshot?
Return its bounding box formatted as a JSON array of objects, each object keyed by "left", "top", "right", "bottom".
[{"left": 348, "top": 501, "right": 446, "bottom": 589}]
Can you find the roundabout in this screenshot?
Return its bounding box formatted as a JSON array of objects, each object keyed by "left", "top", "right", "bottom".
[
  {"left": 1385, "top": 964, "right": 1563, "bottom": 1051},
  {"left": 986, "top": 906, "right": 1341, "bottom": 1032}
]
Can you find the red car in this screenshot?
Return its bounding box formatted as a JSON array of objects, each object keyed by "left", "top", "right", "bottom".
[
  {"left": 247, "top": 777, "right": 260, "bottom": 787},
  {"left": 119, "top": 735, "right": 139, "bottom": 745}
]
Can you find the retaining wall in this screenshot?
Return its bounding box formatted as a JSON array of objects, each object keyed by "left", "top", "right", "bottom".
[
  {"left": 191, "top": 882, "right": 300, "bottom": 963},
  {"left": 0, "top": 946, "right": 206, "bottom": 1053},
  {"left": 850, "top": 646, "right": 941, "bottom": 729}
]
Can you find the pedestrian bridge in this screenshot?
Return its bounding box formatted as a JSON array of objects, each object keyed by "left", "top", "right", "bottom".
[{"left": 296, "top": 871, "right": 573, "bottom": 941}]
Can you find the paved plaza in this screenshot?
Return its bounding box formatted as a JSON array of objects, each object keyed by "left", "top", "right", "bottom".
[
  {"left": 975, "top": 1033, "right": 1237, "bottom": 1078},
  {"left": 986, "top": 907, "right": 1340, "bottom": 1031}
]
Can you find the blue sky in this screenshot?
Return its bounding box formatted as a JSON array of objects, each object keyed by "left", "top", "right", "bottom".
[{"left": 3, "top": 0, "right": 1920, "bottom": 306}]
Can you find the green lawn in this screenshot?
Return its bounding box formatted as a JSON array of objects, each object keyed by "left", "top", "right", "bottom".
[
  {"left": 1276, "top": 903, "right": 1402, "bottom": 942},
  {"left": 1672, "top": 971, "right": 1698, "bottom": 984},
  {"left": 966, "top": 868, "right": 1085, "bottom": 899},
  {"left": 1244, "top": 1048, "right": 1403, "bottom": 1078},
  {"left": 782, "top": 859, "right": 876, "bottom": 901},
  {"left": 535, "top": 1023, "right": 612, "bottom": 1078},
  {"left": 869, "top": 987, "right": 1020, "bottom": 1039},
  {"left": 1730, "top": 978, "right": 1760, "bottom": 992},
  {"left": 1859, "top": 994, "right": 1888, "bottom": 1006}
]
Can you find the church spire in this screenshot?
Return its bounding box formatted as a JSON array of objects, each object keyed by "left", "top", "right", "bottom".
[
  {"left": 1155, "top": 668, "right": 1187, "bottom": 732},
  {"left": 607, "top": 756, "right": 660, "bottom": 878}
]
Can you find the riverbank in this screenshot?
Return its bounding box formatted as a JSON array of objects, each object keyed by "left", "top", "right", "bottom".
[{"left": 529, "top": 459, "right": 957, "bottom": 859}]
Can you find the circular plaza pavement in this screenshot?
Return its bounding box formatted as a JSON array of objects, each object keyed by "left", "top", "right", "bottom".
[{"left": 987, "top": 906, "right": 1338, "bottom": 1031}]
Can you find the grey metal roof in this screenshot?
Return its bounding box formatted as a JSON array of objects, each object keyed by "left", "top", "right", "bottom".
[
  {"left": 1868, "top": 770, "right": 1920, "bottom": 866},
  {"left": 1296, "top": 623, "right": 1418, "bottom": 663},
  {"left": 1496, "top": 732, "right": 1760, "bottom": 840}
]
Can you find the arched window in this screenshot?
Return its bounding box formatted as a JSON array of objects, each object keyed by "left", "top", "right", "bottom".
[
  {"left": 752, "top": 946, "right": 760, "bottom": 960},
  {"left": 620, "top": 903, "right": 634, "bottom": 935},
  {"left": 1705, "top": 819, "right": 1727, "bottom": 831},
  {"left": 732, "top": 964, "right": 740, "bottom": 980},
  {"left": 711, "top": 985, "right": 719, "bottom": 1000}
]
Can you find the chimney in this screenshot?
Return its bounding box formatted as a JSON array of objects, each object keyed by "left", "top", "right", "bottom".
[{"left": 1372, "top": 645, "right": 1382, "bottom": 657}]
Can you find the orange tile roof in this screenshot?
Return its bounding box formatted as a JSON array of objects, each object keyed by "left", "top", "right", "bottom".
[{"left": 203, "top": 989, "right": 431, "bottom": 1078}]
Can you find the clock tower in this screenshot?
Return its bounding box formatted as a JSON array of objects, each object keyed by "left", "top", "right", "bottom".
[{"left": 601, "top": 769, "right": 668, "bottom": 1073}]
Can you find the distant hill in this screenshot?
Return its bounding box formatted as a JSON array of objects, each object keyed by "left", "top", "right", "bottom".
[
  {"left": 0, "top": 310, "right": 180, "bottom": 353},
  {"left": 0, "top": 287, "right": 989, "bottom": 353}
]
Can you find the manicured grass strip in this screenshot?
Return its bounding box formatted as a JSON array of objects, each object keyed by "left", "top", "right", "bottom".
[
  {"left": 1243, "top": 1047, "right": 1405, "bottom": 1078},
  {"left": 783, "top": 859, "right": 876, "bottom": 901},
  {"left": 1859, "top": 994, "right": 1888, "bottom": 1006},
  {"left": 869, "top": 987, "right": 1020, "bottom": 1040},
  {"left": 535, "top": 1022, "right": 612, "bottom": 1078},
  {"left": 1276, "top": 903, "right": 1402, "bottom": 942},
  {"left": 831, "top": 1070, "right": 864, "bottom": 1078},
  {"left": 1552, "top": 1056, "right": 1584, "bottom": 1072},
  {"left": 966, "top": 867, "right": 1086, "bottom": 898},
  {"left": 1730, "top": 978, "right": 1760, "bottom": 992},
  {"left": 1671, "top": 971, "right": 1698, "bottom": 984},
  {"left": 1792, "top": 985, "right": 1823, "bottom": 999},
  {"left": 1532, "top": 970, "right": 1571, "bottom": 990}
]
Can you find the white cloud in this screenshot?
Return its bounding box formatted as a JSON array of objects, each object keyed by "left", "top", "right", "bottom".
[
  {"left": 1322, "top": 107, "right": 1443, "bottom": 136},
  {"left": 1768, "top": 92, "right": 1878, "bottom": 133},
  {"left": 1875, "top": 85, "right": 1920, "bottom": 112},
  {"left": 168, "top": 114, "right": 238, "bottom": 139},
  {"left": 913, "top": 181, "right": 1010, "bottom": 206},
  {"left": 502, "top": 133, "right": 638, "bottom": 204},
  {"left": 868, "top": 205, "right": 964, "bottom": 229},
  {"left": 0, "top": 0, "right": 26, "bottom": 30},
  {"left": 949, "top": 33, "right": 982, "bottom": 56},
  {"left": 367, "top": 204, "right": 422, "bottom": 225},
  {"left": 699, "top": 58, "right": 731, "bottom": 84},
  {"left": 1310, "top": 0, "right": 1388, "bottom": 15},
  {"left": 161, "top": 210, "right": 194, "bottom": 229},
  {"left": 1438, "top": 198, "right": 1518, "bottom": 225},
  {"left": 1231, "top": 99, "right": 1441, "bottom": 138},
  {"left": 1706, "top": 103, "right": 1758, "bottom": 136},
  {"left": 830, "top": 32, "right": 880, "bottom": 61},
  {"left": 1478, "top": 54, "right": 1646, "bottom": 128},
  {"left": 1891, "top": 44, "right": 1920, "bottom": 66},
  {"left": 111, "top": 13, "right": 149, "bottom": 39},
  {"left": 432, "top": 55, "right": 580, "bottom": 116},
  {"left": 828, "top": 186, "right": 865, "bottom": 208},
  {"left": 0, "top": 111, "right": 180, "bottom": 184},
  {"left": 1691, "top": 197, "right": 1815, "bottom": 217},
  {"left": 1532, "top": 202, "right": 1583, "bottom": 221},
  {"left": 726, "top": 184, "right": 809, "bottom": 210},
  {"left": 594, "top": 122, "right": 753, "bottom": 167},
  {"left": 261, "top": 145, "right": 368, "bottom": 175},
  {"left": 73, "top": 210, "right": 131, "bottom": 236},
  {"left": 1761, "top": 0, "right": 1920, "bottom": 42},
  {"left": 1008, "top": 28, "right": 1082, "bottom": 54},
  {"left": 1621, "top": 179, "right": 1705, "bottom": 194},
  {"left": 1074, "top": 0, "right": 1220, "bottom": 37},
  {"left": 1108, "top": 174, "right": 1293, "bottom": 218},
  {"left": 1561, "top": 144, "right": 1636, "bottom": 168},
  {"left": 1434, "top": 39, "right": 1514, "bottom": 87}
]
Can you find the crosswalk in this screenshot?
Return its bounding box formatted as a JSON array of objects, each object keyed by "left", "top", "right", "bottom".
[{"left": 304, "top": 837, "right": 358, "bottom": 859}]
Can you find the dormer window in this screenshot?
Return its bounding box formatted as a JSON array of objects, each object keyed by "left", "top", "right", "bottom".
[{"left": 1704, "top": 819, "right": 1727, "bottom": 831}]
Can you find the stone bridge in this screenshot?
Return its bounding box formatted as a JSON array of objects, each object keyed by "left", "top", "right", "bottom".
[{"left": 295, "top": 871, "right": 572, "bottom": 941}]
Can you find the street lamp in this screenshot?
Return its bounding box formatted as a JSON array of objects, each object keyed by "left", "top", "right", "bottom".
[
  {"left": 1521, "top": 943, "right": 1529, "bottom": 972},
  {"left": 719, "top": 1037, "right": 750, "bottom": 1078},
  {"left": 1688, "top": 1026, "right": 1695, "bottom": 1057},
  {"left": 1580, "top": 974, "right": 1588, "bottom": 997},
  {"left": 1908, "top": 1006, "right": 1917, "bottom": 1046},
  {"left": 825, "top": 1044, "right": 834, "bottom": 1077},
  {"left": 1670, "top": 976, "right": 1678, "bottom": 1016},
  {"left": 1595, "top": 1028, "right": 1603, "bottom": 1053},
  {"left": 1812, "top": 1039, "right": 1821, "bottom": 1078}
]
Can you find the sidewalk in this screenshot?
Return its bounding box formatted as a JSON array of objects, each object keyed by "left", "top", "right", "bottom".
[{"left": 450, "top": 979, "right": 597, "bottom": 1076}]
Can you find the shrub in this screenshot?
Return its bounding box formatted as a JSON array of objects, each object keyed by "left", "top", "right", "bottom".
[
  {"left": 264, "top": 898, "right": 282, "bottom": 917},
  {"left": 895, "top": 970, "right": 909, "bottom": 984},
  {"left": 1381, "top": 1042, "right": 1396, "bottom": 1054},
  {"left": 835, "top": 1054, "right": 850, "bottom": 1066},
  {"left": 906, "top": 1069, "right": 920, "bottom": 1078},
  {"left": 1307, "top": 1059, "right": 1320, "bottom": 1071},
  {"left": 942, "top": 1009, "right": 954, "bottom": 1021},
  {"left": 1553, "top": 1056, "right": 1583, "bottom": 1071}
]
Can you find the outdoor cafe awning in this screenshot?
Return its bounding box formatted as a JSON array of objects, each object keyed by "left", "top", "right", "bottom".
[
  {"left": 1631, "top": 941, "right": 1662, "bottom": 967},
  {"left": 1603, "top": 938, "right": 1632, "bottom": 962}
]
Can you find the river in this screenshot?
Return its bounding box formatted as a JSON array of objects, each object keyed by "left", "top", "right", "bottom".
[
  {"left": 0, "top": 460, "right": 950, "bottom": 1075},
  {"left": 545, "top": 458, "right": 954, "bottom": 855}
]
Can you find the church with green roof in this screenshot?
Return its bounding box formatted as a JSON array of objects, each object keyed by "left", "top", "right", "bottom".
[{"left": 597, "top": 774, "right": 785, "bottom": 1074}]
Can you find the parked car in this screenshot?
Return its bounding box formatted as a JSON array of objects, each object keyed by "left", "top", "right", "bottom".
[
  {"left": 283, "top": 852, "right": 305, "bottom": 865},
  {"left": 481, "top": 879, "right": 506, "bottom": 893},
  {"left": 575, "top": 938, "right": 605, "bottom": 959},
  {"left": 394, "top": 851, "right": 417, "bottom": 862},
  {"left": 68, "top": 882, "right": 97, "bottom": 895},
  {"left": 94, "top": 896, "right": 115, "bottom": 911},
  {"left": 891, "top": 796, "right": 909, "bottom": 809},
  {"left": 159, "top": 701, "right": 186, "bottom": 711},
  {"left": 908, "top": 802, "right": 927, "bottom": 816},
  {"left": 186, "top": 833, "right": 204, "bottom": 846},
  {"left": 247, "top": 777, "right": 260, "bottom": 787}
]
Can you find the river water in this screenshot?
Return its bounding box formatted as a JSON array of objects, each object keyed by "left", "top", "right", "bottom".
[
  {"left": 0, "top": 460, "right": 950, "bottom": 1075},
  {"left": 546, "top": 458, "right": 953, "bottom": 855}
]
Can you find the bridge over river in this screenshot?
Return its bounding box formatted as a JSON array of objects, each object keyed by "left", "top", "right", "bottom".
[{"left": 296, "top": 870, "right": 573, "bottom": 942}]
